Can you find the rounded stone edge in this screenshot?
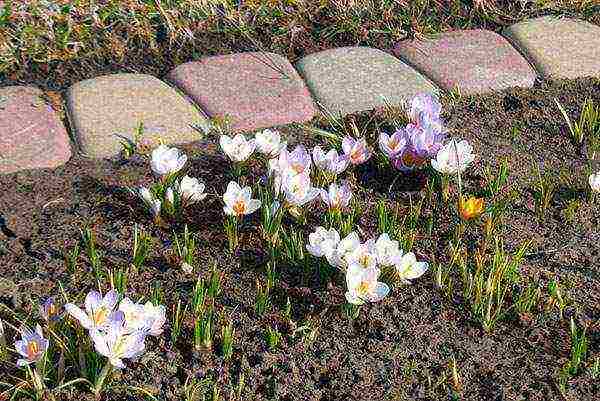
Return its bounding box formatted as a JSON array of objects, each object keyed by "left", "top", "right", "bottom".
[
  {"left": 0, "top": 85, "right": 72, "bottom": 174},
  {"left": 65, "top": 73, "right": 206, "bottom": 159},
  {"left": 393, "top": 29, "right": 537, "bottom": 94}
]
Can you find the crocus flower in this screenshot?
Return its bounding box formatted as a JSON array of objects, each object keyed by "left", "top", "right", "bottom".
[
  {"left": 409, "top": 119, "right": 445, "bottom": 159},
  {"left": 178, "top": 175, "right": 207, "bottom": 204},
  {"left": 223, "top": 181, "right": 261, "bottom": 217},
  {"left": 151, "top": 145, "right": 187, "bottom": 176},
  {"left": 346, "top": 239, "right": 378, "bottom": 270},
  {"left": 65, "top": 290, "right": 119, "bottom": 331},
  {"left": 409, "top": 93, "right": 442, "bottom": 123},
  {"left": 40, "top": 297, "right": 61, "bottom": 322},
  {"left": 379, "top": 129, "right": 408, "bottom": 159},
  {"left": 330, "top": 231, "right": 361, "bottom": 268},
  {"left": 375, "top": 233, "right": 402, "bottom": 267},
  {"left": 255, "top": 129, "right": 285, "bottom": 157},
  {"left": 220, "top": 134, "right": 256, "bottom": 162},
  {"left": 589, "top": 172, "right": 600, "bottom": 193},
  {"left": 15, "top": 325, "right": 49, "bottom": 367},
  {"left": 431, "top": 139, "right": 475, "bottom": 175},
  {"left": 409, "top": 93, "right": 445, "bottom": 134},
  {"left": 395, "top": 252, "right": 428, "bottom": 284},
  {"left": 165, "top": 187, "right": 175, "bottom": 205},
  {"left": 279, "top": 145, "right": 312, "bottom": 175},
  {"left": 312, "top": 146, "right": 349, "bottom": 175},
  {"left": 320, "top": 181, "right": 352, "bottom": 210},
  {"left": 459, "top": 196, "right": 484, "bottom": 220},
  {"left": 306, "top": 226, "right": 340, "bottom": 259},
  {"left": 345, "top": 265, "right": 389, "bottom": 305},
  {"left": 90, "top": 311, "right": 146, "bottom": 369},
  {"left": 342, "top": 136, "right": 372, "bottom": 165},
  {"left": 282, "top": 172, "right": 321, "bottom": 207},
  {"left": 132, "top": 187, "right": 162, "bottom": 218},
  {"left": 119, "top": 298, "right": 166, "bottom": 337}
]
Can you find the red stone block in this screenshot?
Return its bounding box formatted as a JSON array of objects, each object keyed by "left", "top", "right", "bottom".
[{"left": 168, "top": 52, "right": 317, "bottom": 132}]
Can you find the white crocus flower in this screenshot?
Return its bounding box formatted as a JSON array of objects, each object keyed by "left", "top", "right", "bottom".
[
  {"left": 119, "top": 298, "right": 166, "bottom": 337},
  {"left": 346, "top": 239, "right": 378, "bottom": 270},
  {"left": 150, "top": 145, "right": 187, "bottom": 176},
  {"left": 395, "top": 252, "right": 428, "bottom": 284},
  {"left": 178, "top": 175, "right": 207, "bottom": 203},
  {"left": 589, "top": 172, "right": 600, "bottom": 193},
  {"left": 375, "top": 233, "right": 402, "bottom": 267},
  {"left": 313, "top": 146, "right": 350, "bottom": 175},
  {"left": 282, "top": 172, "right": 320, "bottom": 207},
  {"left": 165, "top": 187, "right": 175, "bottom": 205},
  {"left": 345, "top": 265, "right": 389, "bottom": 305},
  {"left": 255, "top": 129, "right": 285, "bottom": 157},
  {"left": 223, "top": 181, "right": 261, "bottom": 216},
  {"left": 220, "top": 134, "right": 256, "bottom": 162},
  {"left": 90, "top": 312, "right": 146, "bottom": 369},
  {"left": 320, "top": 181, "right": 352, "bottom": 210},
  {"left": 65, "top": 290, "right": 119, "bottom": 331},
  {"left": 431, "top": 139, "right": 475, "bottom": 175},
  {"left": 328, "top": 231, "right": 361, "bottom": 268},
  {"left": 306, "top": 226, "right": 340, "bottom": 259}
]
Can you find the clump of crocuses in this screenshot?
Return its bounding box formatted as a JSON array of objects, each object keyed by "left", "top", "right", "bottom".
[
  {"left": 65, "top": 290, "right": 165, "bottom": 396},
  {"left": 379, "top": 93, "right": 446, "bottom": 171},
  {"left": 129, "top": 145, "right": 207, "bottom": 224},
  {"left": 306, "top": 228, "right": 428, "bottom": 306}
]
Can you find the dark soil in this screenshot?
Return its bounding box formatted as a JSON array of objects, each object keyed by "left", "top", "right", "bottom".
[{"left": 1, "top": 78, "right": 600, "bottom": 400}]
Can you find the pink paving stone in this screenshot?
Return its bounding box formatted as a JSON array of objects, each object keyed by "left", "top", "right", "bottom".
[
  {"left": 393, "top": 29, "right": 536, "bottom": 95},
  {"left": 167, "top": 52, "right": 317, "bottom": 132},
  {"left": 0, "top": 86, "right": 71, "bottom": 174}
]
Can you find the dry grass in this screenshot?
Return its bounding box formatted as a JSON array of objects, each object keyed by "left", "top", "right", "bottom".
[{"left": 0, "top": 0, "right": 599, "bottom": 87}]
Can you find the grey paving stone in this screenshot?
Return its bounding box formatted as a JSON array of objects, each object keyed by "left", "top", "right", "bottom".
[
  {"left": 66, "top": 73, "right": 206, "bottom": 158},
  {"left": 295, "top": 46, "right": 437, "bottom": 116},
  {"left": 168, "top": 52, "right": 316, "bottom": 131},
  {"left": 503, "top": 16, "right": 600, "bottom": 79},
  {"left": 0, "top": 86, "right": 71, "bottom": 174},
  {"left": 394, "top": 29, "right": 537, "bottom": 94}
]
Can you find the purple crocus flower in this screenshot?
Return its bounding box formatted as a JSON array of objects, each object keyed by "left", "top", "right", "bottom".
[
  {"left": 91, "top": 311, "right": 147, "bottom": 369},
  {"left": 409, "top": 93, "right": 442, "bottom": 123},
  {"left": 15, "top": 325, "right": 49, "bottom": 367},
  {"left": 409, "top": 119, "right": 445, "bottom": 159},
  {"left": 40, "top": 297, "right": 61, "bottom": 322}
]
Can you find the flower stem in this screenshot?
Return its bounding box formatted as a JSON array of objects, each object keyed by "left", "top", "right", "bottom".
[{"left": 94, "top": 362, "right": 112, "bottom": 400}]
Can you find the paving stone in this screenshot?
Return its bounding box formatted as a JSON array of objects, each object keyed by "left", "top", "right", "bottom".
[
  {"left": 294, "top": 46, "right": 437, "bottom": 116},
  {"left": 393, "top": 29, "right": 536, "bottom": 94},
  {"left": 168, "top": 52, "right": 316, "bottom": 132},
  {"left": 503, "top": 16, "right": 600, "bottom": 79},
  {"left": 0, "top": 86, "right": 71, "bottom": 174},
  {"left": 66, "top": 73, "right": 206, "bottom": 158}
]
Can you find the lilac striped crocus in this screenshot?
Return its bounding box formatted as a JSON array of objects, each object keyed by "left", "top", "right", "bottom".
[
  {"left": 320, "top": 181, "right": 352, "bottom": 210},
  {"left": 91, "top": 311, "right": 146, "bottom": 369},
  {"left": 15, "top": 325, "right": 48, "bottom": 367},
  {"left": 65, "top": 290, "right": 119, "bottom": 331}
]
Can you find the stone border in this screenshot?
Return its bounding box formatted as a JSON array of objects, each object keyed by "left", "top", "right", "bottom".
[{"left": 1, "top": 17, "right": 600, "bottom": 173}]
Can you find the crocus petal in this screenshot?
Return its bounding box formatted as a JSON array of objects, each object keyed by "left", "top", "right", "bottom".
[
  {"left": 368, "top": 282, "right": 390, "bottom": 302},
  {"left": 64, "top": 304, "right": 94, "bottom": 330},
  {"left": 84, "top": 291, "right": 102, "bottom": 315}
]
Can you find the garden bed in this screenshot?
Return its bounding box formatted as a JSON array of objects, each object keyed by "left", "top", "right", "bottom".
[{"left": 0, "top": 78, "right": 599, "bottom": 400}]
